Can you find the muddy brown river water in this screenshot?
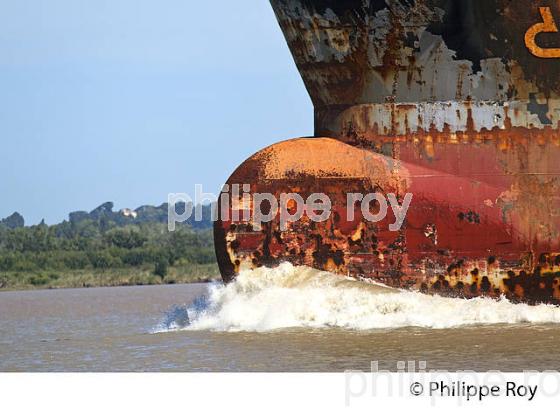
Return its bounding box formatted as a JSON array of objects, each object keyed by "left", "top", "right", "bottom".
[{"left": 2, "top": 269, "right": 560, "bottom": 372}]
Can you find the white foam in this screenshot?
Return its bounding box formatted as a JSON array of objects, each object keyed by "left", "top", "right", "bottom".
[{"left": 183, "top": 263, "right": 560, "bottom": 332}]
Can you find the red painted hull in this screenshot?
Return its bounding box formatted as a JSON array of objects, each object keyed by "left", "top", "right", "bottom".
[{"left": 214, "top": 1, "right": 560, "bottom": 304}]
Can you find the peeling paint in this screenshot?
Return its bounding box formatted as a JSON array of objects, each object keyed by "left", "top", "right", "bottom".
[{"left": 214, "top": 0, "right": 560, "bottom": 305}]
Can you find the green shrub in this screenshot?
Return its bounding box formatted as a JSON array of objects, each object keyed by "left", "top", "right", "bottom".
[
  {"left": 28, "top": 274, "right": 49, "bottom": 286},
  {"left": 153, "top": 257, "right": 168, "bottom": 279}
]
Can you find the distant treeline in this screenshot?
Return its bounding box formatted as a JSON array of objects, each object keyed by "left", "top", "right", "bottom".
[
  {"left": 0, "top": 201, "right": 214, "bottom": 230},
  {"left": 0, "top": 202, "right": 218, "bottom": 290}
]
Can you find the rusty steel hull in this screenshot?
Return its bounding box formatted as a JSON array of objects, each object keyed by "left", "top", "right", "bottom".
[{"left": 214, "top": 0, "right": 560, "bottom": 304}]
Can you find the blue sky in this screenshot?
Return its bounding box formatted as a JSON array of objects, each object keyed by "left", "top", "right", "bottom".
[{"left": 0, "top": 0, "right": 313, "bottom": 224}]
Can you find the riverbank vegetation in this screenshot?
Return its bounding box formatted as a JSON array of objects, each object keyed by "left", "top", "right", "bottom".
[{"left": 0, "top": 203, "right": 220, "bottom": 290}]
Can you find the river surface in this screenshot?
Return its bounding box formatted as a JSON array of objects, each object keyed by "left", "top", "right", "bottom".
[{"left": 2, "top": 264, "right": 560, "bottom": 372}]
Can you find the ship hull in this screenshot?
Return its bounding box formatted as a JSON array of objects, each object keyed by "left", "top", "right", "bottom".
[
  {"left": 214, "top": 0, "right": 560, "bottom": 304},
  {"left": 214, "top": 137, "right": 560, "bottom": 305}
]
